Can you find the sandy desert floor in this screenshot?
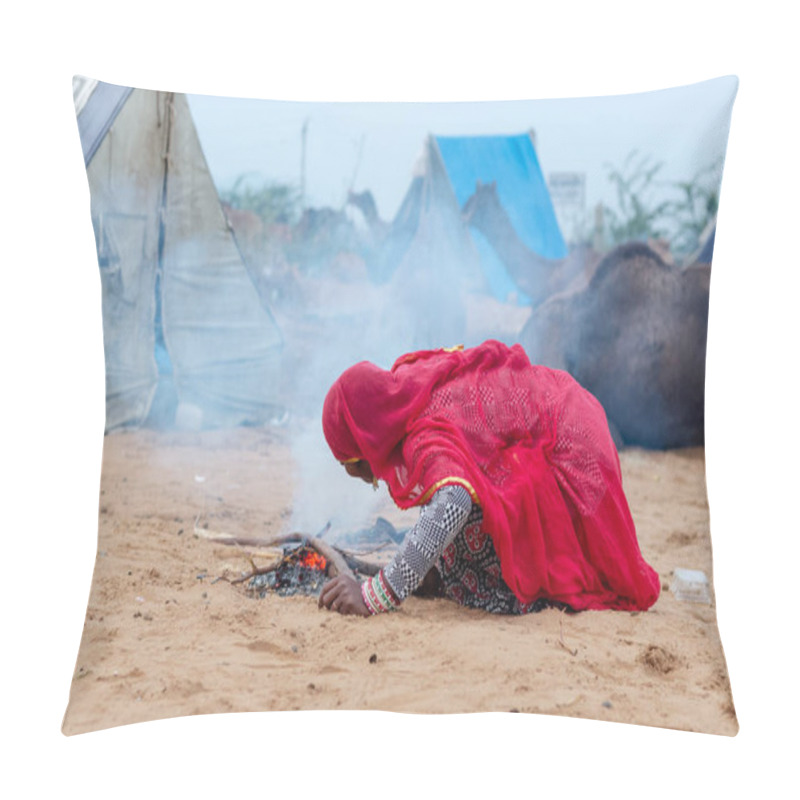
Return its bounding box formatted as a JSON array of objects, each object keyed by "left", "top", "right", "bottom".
[{"left": 62, "top": 424, "right": 737, "bottom": 736}]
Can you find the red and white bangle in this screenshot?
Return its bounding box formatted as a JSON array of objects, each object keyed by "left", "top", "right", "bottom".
[
  {"left": 361, "top": 580, "right": 379, "bottom": 615},
  {"left": 361, "top": 571, "right": 399, "bottom": 614}
]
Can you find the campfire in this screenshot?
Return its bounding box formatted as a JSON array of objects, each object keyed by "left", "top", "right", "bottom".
[
  {"left": 248, "top": 543, "right": 329, "bottom": 598},
  {"left": 205, "top": 519, "right": 404, "bottom": 599}
]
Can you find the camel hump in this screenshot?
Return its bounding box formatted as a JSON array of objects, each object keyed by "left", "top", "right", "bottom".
[
  {"left": 347, "top": 189, "right": 372, "bottom": 205},
  {"left": 347, "top": 189, "right": 380, "bottom": 222},
  {"left": 463, "top": 179, "right": 502, "bottom": 222},
  {"left": 473, "top": 179, "right": 497, "bottom": 193},
  {"left": 590, "top": 241, "right": 671, "bottom": 288}
]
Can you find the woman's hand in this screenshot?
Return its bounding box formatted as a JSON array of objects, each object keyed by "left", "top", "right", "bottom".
[{"left": 318, "top": 574, "right": 371, "bottom": 616}]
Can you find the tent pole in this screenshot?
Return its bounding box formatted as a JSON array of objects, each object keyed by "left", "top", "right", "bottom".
[
  {"left": 153, "top": 93, "right": 176, "bottom": 393},
  {"left": 300, "top": 118, "right": 309, "bottom": 210}
]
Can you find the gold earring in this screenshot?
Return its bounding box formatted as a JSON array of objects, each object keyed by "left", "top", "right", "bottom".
[{"left": 372, "top": 477, "right": 379, "bottom": 491}]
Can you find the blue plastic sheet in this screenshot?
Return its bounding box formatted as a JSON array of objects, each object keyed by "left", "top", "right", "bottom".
[
  {"left": 435, "top": 134, "right": 567, "bottom": 303},
  {"left": 77, "top": 81, "right": 134, "bottom": 166}
]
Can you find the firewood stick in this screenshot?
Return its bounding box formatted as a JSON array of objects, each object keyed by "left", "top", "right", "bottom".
[
  {"left": 209, "top": 532, "right": 356, "bottom": 581},
  {"left": 203, "top": 521, "right": 331, "bottom": 549},
  {"left": 306, "top": 537, "right": 356, "bottom": 581},
  {"left": 206, "top": 533, "right": 303, "bottom": 548},
  {"left": 338, "top": 552, "right": 381, "bottom": 577},
  {"left": 338, "top": 542, "right": 394, "bottom": 556},
  {"left": 230, "top": 561, "right": 281, "bottom": 585}
]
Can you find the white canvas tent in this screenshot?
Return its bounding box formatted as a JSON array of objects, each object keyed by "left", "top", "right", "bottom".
[
  {"left": 74, "top": 77, "right": 283, "bottom": 431},
  {"left": 378, "top": 136, "right": 484, "bottom": 350}
]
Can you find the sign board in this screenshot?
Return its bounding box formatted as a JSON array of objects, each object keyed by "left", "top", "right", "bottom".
[
  {"left": 548, "top": 172, "right": 586, "bottom": 208},
  {"left": 547, "top": 172, "right": 586, "bottom": 244}
]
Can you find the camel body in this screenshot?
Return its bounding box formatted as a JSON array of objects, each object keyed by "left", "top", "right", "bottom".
[
  {"left": 463, "top": 183, "right": 710, "bottom": 448},
  {"left": 522, "top": 242, "right": 710, "bottom": 448}
]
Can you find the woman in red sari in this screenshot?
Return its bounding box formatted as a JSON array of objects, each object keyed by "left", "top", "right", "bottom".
[{"left": 319, "top": 340, "right": 660, "bottom": 616}]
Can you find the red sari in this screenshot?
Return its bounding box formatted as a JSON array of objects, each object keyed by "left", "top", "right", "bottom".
[{"left": 322, "top": 340, "right": 660, "bottom": 611}]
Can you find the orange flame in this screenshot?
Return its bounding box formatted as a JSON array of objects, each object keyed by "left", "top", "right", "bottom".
[{"left": 298, "top": 550, "right": 327, "bottom": 571}]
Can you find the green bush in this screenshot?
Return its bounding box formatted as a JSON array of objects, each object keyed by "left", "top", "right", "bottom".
[
  {"left": 598, "top": 150, "right": 721, "bottom": 258},
  {"left": 220, "top": 174, "right": 301, "bottom": 227}
]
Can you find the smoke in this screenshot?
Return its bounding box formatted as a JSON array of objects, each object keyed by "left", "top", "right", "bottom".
[
  {"left": 287, "top": 416, "right": 384, "bottom": 538},
  {"left": 277, "top": 182, "right": 492, "bottom": 538},
  {"left": 85, "top": 87, "right": 535, "bottom": 540},
  {"left": 92, "top": 167, "right": 525, "bottom": 539},
  {"left": 279, "top": 276, "right": 418, "bottom": 540}
]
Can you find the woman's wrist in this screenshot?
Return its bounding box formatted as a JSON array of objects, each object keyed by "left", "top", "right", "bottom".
[{"left": 361, "top": 570, "right": 400, "bottom": 614}]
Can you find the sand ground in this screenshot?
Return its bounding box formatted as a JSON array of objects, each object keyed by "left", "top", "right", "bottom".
[{"left": 62, "top": 425, "right": 737, "bottom": 736}]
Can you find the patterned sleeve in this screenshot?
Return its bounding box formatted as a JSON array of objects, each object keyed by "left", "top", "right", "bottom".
[{"left": 361, "top": 484, "right": 473, "bottom": 614}]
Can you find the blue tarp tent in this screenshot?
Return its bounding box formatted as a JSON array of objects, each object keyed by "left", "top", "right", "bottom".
[{"left": 435, "top": 133, "right": 567, "bottom": 303}]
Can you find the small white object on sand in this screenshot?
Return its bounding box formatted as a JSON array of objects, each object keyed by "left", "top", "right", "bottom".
[{"left": 671, "top": 568, "right": 711, "bottom": 604}]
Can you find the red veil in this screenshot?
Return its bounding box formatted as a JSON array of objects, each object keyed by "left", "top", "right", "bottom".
[{"left": 322, "top": 340, "right": 660, "bottom": 611}]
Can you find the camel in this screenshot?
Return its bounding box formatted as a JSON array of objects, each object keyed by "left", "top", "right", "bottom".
[
  {"left": 525, "top": 243, "right": 710, "bottom": 448},
  {"left": 461, "top": 181, "right": 710, "bottom": 449},
  {"left": 347, "top": 190, "right": 390, "bottom": 242},
  {"left": 345, "top": 189, "right": 405, "bottom": 283},
  {"left": 462, "top": 180, "right": 594, "bottom": 305}
]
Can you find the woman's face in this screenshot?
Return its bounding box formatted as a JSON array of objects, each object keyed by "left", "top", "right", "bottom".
[{"left": 344, "top": 459, "right": 375, "bottom": 484}]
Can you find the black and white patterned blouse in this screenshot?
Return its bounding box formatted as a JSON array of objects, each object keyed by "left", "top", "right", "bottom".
[{"left": 373, "top": 484, "right": 554, "bottom": 615}]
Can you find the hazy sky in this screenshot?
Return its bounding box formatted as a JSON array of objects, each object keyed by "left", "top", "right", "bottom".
[{"left": 187, "top": 76, "right": 738, "bottom": 224}]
